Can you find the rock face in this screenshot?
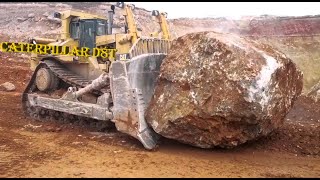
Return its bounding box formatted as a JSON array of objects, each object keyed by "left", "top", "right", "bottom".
[
  {"left": 145, "top": 31, "right": 303, "bottom": 148},
  {"left": 0, "top": 82, "right": 16, "bottom": 92}
]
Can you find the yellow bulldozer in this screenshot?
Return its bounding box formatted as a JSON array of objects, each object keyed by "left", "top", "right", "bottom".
[{"left": 22, "top": 2, "right": 171, "bottom": 149}]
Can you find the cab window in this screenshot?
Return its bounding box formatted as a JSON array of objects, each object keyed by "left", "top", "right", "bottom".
[
  {"left": 96, "top": 20, "right": 107, "bottom": 36},
  {"left": 70, "top": 22, "right": 80, "bottom": 39}
]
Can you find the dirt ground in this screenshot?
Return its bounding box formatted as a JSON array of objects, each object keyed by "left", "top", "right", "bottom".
[{"left": 0, "top": 55, "right": 320, "bottom": 178}]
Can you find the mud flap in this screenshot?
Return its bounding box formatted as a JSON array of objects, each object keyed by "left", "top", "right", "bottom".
[{"left": 109, "top": 53, "right": 166, "bottom": 149}]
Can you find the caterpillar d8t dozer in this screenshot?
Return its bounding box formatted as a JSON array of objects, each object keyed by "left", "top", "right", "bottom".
[{"left": 22, "top": 2, "right": 171, "bottom": 149}]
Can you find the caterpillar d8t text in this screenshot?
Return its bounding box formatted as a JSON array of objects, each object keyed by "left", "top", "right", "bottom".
[{"left": 22, "top": 2, "right": 171, "bottom": 149}]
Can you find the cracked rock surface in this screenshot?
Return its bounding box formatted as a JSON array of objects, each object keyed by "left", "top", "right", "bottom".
[{"left": 146, "top": 31, "right": 303, "bottom": 148}]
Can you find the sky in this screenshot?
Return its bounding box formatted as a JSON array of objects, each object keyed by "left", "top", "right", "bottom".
[{"left": 130, "top": 2, "right": 320, "bottom": 19}]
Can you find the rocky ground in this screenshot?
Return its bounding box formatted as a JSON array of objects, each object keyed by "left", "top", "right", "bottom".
[{"left": 0, "top": 2, "right": 320, "bottom": 178}]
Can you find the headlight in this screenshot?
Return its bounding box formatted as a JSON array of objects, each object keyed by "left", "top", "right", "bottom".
[
  {"left": 53, "top": 12, "right": 61, "bottom": 19},
  {"left": 152, "top": 10, "right": 159, "bottom": 17},
  {"left": 116, "top": 2, "right": 124, "bottom": 8},
  {"left": 128, "top": 4, "right": 135, "bottom": 10},
  {"left": 163, "top": 12, "right": 168, "bottom": 18},
  {"left": 30, "top": 39, "right": 37, "bottom": 44}
]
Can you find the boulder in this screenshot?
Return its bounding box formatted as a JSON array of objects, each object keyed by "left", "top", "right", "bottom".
[
  {"left": 0, "top": 82, "right": 16, "bottom": 92},
  {"left": 145, "top": 31, "right": 303, "bottom": 148}
]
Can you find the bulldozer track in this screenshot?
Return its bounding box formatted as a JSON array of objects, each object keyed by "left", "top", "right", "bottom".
[
  {"left": 44, "top": 59, "right": 109, "bottom": 95},
  {"left": 44, "top": 60, "right": 92, "bottom": 88},
  {"left": 22, "top": 59, "right": 114, "bottom": 132}
]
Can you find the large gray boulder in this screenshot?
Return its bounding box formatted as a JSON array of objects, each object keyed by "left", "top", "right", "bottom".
[{"left": 145, "top": 31, "right": 303, "bottom": 148}]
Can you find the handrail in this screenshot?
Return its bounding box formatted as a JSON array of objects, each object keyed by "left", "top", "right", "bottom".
[{"left": 129, "top": 37, "right": 171, "bottom": 58}]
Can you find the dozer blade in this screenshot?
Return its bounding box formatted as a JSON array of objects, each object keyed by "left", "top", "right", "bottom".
[{"left": 110, "top": 53, "right": 167, "bottom": 149}]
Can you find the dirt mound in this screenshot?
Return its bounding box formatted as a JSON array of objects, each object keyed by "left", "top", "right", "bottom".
[{"left": 254, "top": 96, "right": 320, "bottom": 155}]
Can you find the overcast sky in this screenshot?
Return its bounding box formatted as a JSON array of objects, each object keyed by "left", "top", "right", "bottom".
[{"left": 130, "top": 2, "right": 320, "bottom": 19}]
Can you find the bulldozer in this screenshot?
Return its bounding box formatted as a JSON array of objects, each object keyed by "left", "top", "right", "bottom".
[{"left": 22, "top": 2, "right": 171, "bottom": 150}]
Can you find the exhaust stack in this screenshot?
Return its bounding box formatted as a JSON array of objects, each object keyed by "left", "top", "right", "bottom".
[{"left": 107, "top": 6, "right": 115, "bottom": 34}]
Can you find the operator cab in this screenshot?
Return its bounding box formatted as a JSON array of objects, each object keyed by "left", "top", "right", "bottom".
[
  {"left": 53, "top": 6, "right": 115, "bottom": 53},
  {"left": 69, "top": 19, "right": 108, "bottom": 39},
  {"left": 69, "top": 19, "right": 108, "bottom": 51}
]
